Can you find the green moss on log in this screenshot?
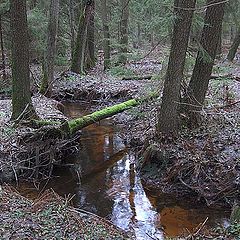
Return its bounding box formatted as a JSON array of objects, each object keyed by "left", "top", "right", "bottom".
[{"left": 68, "top": 99, "right": 139, "bottom": 134}]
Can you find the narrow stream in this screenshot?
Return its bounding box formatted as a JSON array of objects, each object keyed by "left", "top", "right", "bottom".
[{"left": 19, "top": 102, "right": 230, "bottom": 239}]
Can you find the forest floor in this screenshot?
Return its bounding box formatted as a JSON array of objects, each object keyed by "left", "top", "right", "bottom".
[
  {"left": 47, "top": 47, "right": 240, "bottom": 208},
  {"left": 0, "top": 185, "right": 130, "bottom": 239},
  {"left": 0, "top": 46, "right": 240, "bottom": 238}
]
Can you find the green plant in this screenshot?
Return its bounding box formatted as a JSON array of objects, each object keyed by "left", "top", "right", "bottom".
[
  {"left": 227, "top": 221, "right": 240, "bottom": 237},
  {"left": 107, "top": 65, "right": 135, "bottom": 77},
  {"left": 3, "top": 127, "right": 15, "bottom": 137}
]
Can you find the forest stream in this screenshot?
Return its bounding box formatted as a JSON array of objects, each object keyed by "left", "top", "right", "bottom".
[{"left": 17, "top": 101, "right": 231, "bottom": 240}]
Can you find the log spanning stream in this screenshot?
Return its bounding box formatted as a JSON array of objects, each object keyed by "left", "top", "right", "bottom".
[{"left": 19, "top": 102, "right": 230, "bottom": 239}]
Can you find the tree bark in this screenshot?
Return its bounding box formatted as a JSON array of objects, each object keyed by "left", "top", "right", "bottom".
[
  {"left": 68, "top": 0, "right": 75, "bottom": 60},
  {"left": 85, "top": 0, "right": 95, "bottom": 70},
  {"left": 118, "top": 0, "right": 129, "bottom": 65},
  {"left": 10, "top": 0, "right": 37, "bottom": 120},
  {"left": 0, "top": 14, "right": 6, "bottom": 81},
  {"left": 101, "top": 0, "right": 111, "bottom": 70},
  {"left": 227, "top": 29, "right": 240, "bottom": 62},
  {"left": 71, "top": 0, "right": 93, "bottom": 74},
  {"left": 157, "top": 0, "right": 196, "bottom": 135},
  {"left": 183, "top": 0, "right": 225, "bottom": 127},
  {"left": 40, "top": 0, "right": 60, "bottom": 97}
]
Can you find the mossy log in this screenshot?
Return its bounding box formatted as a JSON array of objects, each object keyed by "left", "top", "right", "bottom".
[
  {"left": 68, "top": 99, "right": 139, "bottom": 134},
  {"left": 33, "top": 98, "right": 141, "bottom": 136},
  {"left": 33, "top": 92, "right": 158, "bottom": 136}
]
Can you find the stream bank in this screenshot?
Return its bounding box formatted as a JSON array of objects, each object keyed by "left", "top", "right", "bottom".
[
  {"left": 14, "top": 101, "right": 232, "bottom": 239},
  {"left": 0, "top": 52, "right": 239, "bottom": 238}
]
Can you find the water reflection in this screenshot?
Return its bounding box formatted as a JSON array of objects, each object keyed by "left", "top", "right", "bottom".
[
  {"left": 17, "top": 102, "right": 230, "bottom": 239},
  {"left": 63, "top": 102, "right": 229, "bottom": 239}
]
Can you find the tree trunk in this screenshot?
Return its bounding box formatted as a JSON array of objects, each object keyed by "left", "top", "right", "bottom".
[
  {"left": 227, "top": 29, "right": 240, "bottom": 62},
  {"left": 10, "top": 0, "right": 37, "bottom": 121},
  {"left": 40, "top": 0, "right": 60, "bottom": 97},
  {"left": 0, "top": 14, "right": 6, "bottom": 81},
  {"left": 157, "top": 0, "right": 196, "bottom": 135},
  {"left": 85, "top": 0, "right": 95, "bottom": 70},
  {"left": 101, "top": 0, "right": 111, "bottom": 70},
  {"left": 118, "top": 0, "right": 129, "bottom": 65},
  {"left": 69, "top": 0, "right": 75, "bottom": 60},
  {"left": 71, "top": 0, "right": 93, "bottom": 74},
  {"left": 183, "top": 0, "right": 225, "bottom": 127}
]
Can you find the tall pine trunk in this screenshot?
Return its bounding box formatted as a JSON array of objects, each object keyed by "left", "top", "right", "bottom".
[
  {"left": 85, "top": 0, "right": 95, "bottom": 70},
  {"left": 71, "top": 0, "right": 93, "bottom": 74},
  {"left": 40, "top": 0, "right": 60, "bottom": 97},
  {"left": 157, "top": 0, "right": 196, "bottom": 135},
  {"left": 118, "top": 0, "right": 129, "bottom": 65},
  {"left": 10, "top": 0, "right": 37, "bottom": 120},
  {"left": 183, "top": 0, "right": 225, "bottom": 127},
  {"left": 101, "top": 0, "right": 111, "bottom": 70},
  {"left": 0, "top": 14, "right": 6, "bottom": 81},
  {"left": 68, "top": 0, "right": 75, "bottom": 60},
  {"left": 227, "top": 29, "right": 240, "bottom": 62}
]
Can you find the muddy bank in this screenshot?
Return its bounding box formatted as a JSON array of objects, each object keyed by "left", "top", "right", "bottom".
[
  {"left": 0, "top": 185, "right": 130, "bottom": 239},
  {"left": 0, "top": 95, "right": 77, "bottom": 182},
  {"left": 52, "top": 71, "right": 159, "bottom": 104},
  {"left": 139, "top": 76, "right": 240, "bottom": 207}
]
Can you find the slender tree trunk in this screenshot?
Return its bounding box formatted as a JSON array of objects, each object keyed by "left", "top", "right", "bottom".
[
  {"left": 183, "top": 0, "right": 225, "bottom": 127},
  {"left": 118, "top": 0, "right": 129, "bottom": 64},
  {"left": 157, "top": 0, "right": 196, "bottom": 135},
  {"left": 227, "top": 29, "right": 240, "bottom": 62},
  {"left": 40, "top": 0, "right": 60, "bottom": 97},
  {"left": 71, "top": 0, "right": 93, "bottom": 74},
  {"left": 10, "top": 0, "right": 37, "bottom": 120},
  {"left": 101, "top": 0, "right": 111, "bottom": 70},
  {"left": 85, "top": 0, "right": 95, "bottom": 70},
  {"left": 0, "top": 14, "right": 6, "bottom": 81},
  {"left": 69, "top": 0, "right": 75, "bottom": 60}
]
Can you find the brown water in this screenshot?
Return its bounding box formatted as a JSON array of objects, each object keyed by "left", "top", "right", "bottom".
[{"left": 18, "top": 102, "right": 230, "bottom": 239}]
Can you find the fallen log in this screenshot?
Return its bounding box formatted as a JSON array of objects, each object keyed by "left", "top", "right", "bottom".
[
  {"left": 122, "top": 75, "right": 153, "bottom": 81},
  {"left": 186, "top": 73, "right": 240, "bottom": 82},
  {"left": 209, "top": 74, "right": 240, "bottom": 82},
  {"left": 33, "top": 93, "right": 157, "bottom": 136},
  {"left": 68, "top": 99, "right": 139, "bottom": 134}
]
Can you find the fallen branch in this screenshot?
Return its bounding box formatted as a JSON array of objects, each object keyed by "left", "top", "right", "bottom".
[
  {"left": 215, "top": 100, "right": 240, "bottom": 109},
  {"left": 122, "top": 75, "right": 153, "bottom": 81},
  {"left": 209, "top": 74, "right": 240, "bottom": 82},
  {"left": 186, "top": 73, "right": 240, "bottom": 82}
]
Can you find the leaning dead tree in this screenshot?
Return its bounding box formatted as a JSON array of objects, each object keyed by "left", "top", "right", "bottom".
[{"left": 33, "top": 93, "right": 157, "bottom": 136}]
